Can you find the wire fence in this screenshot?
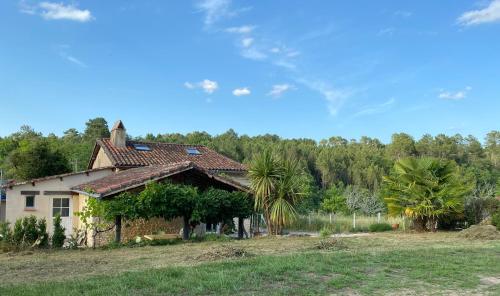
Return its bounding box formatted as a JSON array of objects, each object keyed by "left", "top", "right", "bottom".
[{"left": 286, "top": 212, "right": 407, "bottom": 233}]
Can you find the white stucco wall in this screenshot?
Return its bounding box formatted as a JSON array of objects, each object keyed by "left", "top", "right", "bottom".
[
  {"left": 91, "top": 148, "right": 113, "bottom": 169},
  {"left": 5, "top": 168, "right": 114, "bottom": 236}
]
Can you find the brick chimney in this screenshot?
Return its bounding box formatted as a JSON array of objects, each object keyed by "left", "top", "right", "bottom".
[{"left": 110, "top": 120, "right": 126, "bottom": 148}]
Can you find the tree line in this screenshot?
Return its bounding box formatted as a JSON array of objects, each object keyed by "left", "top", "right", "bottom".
[{"left": 1, "top": 118, "right": 499, "bottom": 209}]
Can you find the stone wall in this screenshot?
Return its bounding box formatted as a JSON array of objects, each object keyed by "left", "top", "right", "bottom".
[{"left": 93, "top": 217, "right": 184, "bottom": 246}]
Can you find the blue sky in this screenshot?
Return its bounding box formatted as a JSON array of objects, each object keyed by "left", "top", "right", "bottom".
[{"left": 1, "top": 0, "right": 499, "bottom": 142}]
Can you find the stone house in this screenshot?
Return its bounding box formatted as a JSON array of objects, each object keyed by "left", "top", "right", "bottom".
[{"left": 3, "top": 120, "right": 249, "bottom": 246}]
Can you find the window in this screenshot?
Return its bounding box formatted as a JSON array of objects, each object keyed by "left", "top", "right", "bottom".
[
  {"left": 133, "top": 144, "right": 151, "bottom": 151},
  {"left": 25, "top": 195, "right": 35, "bottom": 208},
  {"left": 186, "top": 147, "right": 201, "bottom": 155},
  {"left": 53, "top": 198, "right": 70, "bottom": 217}
]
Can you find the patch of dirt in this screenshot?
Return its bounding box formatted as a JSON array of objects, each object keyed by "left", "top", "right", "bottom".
[
  {"left": 313, "top": 238, "right": 348, "bottom": 251},
  {"left": 305, "top": 272, "right": 339, "bottom": 282},
  {"left": 480, "top": 276, "right": 500, "bottom": 286},
  {"left": 195, "top": 245, "right": 252, "bottom": 261},
  {"left": 458, "top": 225, "right": 500, "bottom": 240}
]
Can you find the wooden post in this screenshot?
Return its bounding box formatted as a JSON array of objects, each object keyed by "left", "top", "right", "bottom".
[
  {"left": 353, "top": 212, "right": 356, "bottom": 229},
  {"left": 238, "top": 217, "right": 244, "bottom": 239},
  {"left": 115, "top": 215, "right": 122, "bottom": 243},
  {"left": 377, "top": 212, "right": 381, "bottom": 223},
  {"left": 329, "top": 213, "right": 332, "bottom": 224}
]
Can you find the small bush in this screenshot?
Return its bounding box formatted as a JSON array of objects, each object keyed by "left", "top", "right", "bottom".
[
  {"left": 369, "top": 223, "right": 393, "bottom": 232},
  {"left": 52, "top": 215, "right": 66, "bottom": 248},
  {"left": 319, "top": 227, "right": 332, "bottom": 238},
  {"left": 492, "top": 210, "right": 500, "bottom": 231},
  {"left": 0, "top": 222, "right": 12, "bottom": 242},
  {"left": 11, "top": 216, "right": 48, "bottom": 249}
]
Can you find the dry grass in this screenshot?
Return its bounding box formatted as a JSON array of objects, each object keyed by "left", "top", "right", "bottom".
[{"left": 0, "top": 231, "right": 496, "bottom": 286}]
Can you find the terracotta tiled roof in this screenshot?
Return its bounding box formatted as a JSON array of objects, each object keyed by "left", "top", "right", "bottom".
[
  {"left": 90, "top": 139, "right": 246, "bottom": 172},
  {"left": 4, "top": 167, "right": 115, "bottom": 188},
  {"left": 72, "top": 162, "right": 249, "bottom": 197}
]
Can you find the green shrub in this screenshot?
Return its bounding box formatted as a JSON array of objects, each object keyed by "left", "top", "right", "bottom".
[
  {"left": 0, "top": 222, "right": 11, "bottom": 242},
  {"left": 492, "top": 210, "right": 500, "bottom": 231},
  {"left": 37, "top": 218, "right": 49, "bottom": 247},
  {"left": 369, "top": 223, "right": 393, "bottom": 232},
  {"left": 52, "top": 215, "right": 66, "bottom": 248},
  {"left": 11, "top": 216, "right": 48, "bottom": 249},
  {"left": 319, "top": 226, "right": 332, "bottom": 238}
]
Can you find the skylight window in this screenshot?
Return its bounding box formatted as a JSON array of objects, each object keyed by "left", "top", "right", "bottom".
[
  {"left": 186, "top": 147, "right": 201, "bottom": 155},
  {"left": 133, "top": 144, "right": 151, "bottom": 151}
]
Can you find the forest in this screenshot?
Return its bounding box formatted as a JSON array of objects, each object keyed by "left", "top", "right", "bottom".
[{"left": 1, "top": 117, "right": 499, "bottom": 215}]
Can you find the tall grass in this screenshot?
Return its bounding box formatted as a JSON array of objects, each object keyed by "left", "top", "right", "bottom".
[{"left": 287, "top": 213, "right": 406, "bottom": 233}]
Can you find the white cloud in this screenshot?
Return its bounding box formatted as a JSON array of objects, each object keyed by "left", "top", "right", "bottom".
[
  {"left": 438, "top": 86, "right": 472, "bottom": 100},
  {"left": 184, "top": 79, "right": 219, "bottom": 94},
  {"left": 225, "top": 25, "right": 255, "bottom": 34},
  {"left": 241, "top": 37, "right": 254, "bottom": 48},
  {"left": 59, "top": 50, "right": 87, "bottom": 68},
  {"left": 184, "top": 82, "right": 195, "bottom": 89},
  {"left": 267, "top": 84, "right": 294, "bottom": 98},
  {"left": 241, "top": 47, "right": 267, "bottom": 60},
  {"left": 354, "top": 98, "right": 395, "bottom": 117},
  {"left": 286, "top": 51, "right": 300, "bottom": 57},
  {"left": 377, "top": 27, "right": 395, "bottom": 36},
  {"left": 196, "top": 0, "right": 232, "bottom": 26},
  {"left": 297, "top": 79, "right": 352, "bottom": 116},
  {"left": 270, "top": 47, "right": 281, "bottom": 53},
  {"left": 21, "top": 2, "right": 94, "bottom": 22},
  {"left": 458, "top": 0, "right": 500, "bottom": 26},
  {"left": 200, "top": 79, "right": 219, "bottom": 93},
  {"left": 232, "top": 87, "right": 251, "bottom": 96}
]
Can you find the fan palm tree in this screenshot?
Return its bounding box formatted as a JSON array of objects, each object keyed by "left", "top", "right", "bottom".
[
  {"left": 382, "top": 157, "right": 468, "bottom": 231},
  {"left": 249, "top": 150, "right": 308, "bottom": 234}
]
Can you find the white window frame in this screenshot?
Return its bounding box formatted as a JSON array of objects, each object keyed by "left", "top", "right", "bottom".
[
  {"left": 25, "top": 195, "right": 35, "bottom": 208},
  {"left": 52, "top": 198, "right": 70, "bottom": 217}
]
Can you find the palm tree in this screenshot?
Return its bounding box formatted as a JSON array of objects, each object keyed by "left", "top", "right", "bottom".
[
  {"left": 249, "top": 150, "right": 308, "bottom": 234},
  {"left": 382, "top": 157, "right": 468, "bottom": 231}
]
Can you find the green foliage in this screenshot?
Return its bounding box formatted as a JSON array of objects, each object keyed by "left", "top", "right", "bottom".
[
  {"left": 193, "top": 188, "right": 253, "bottom": 226},
  {"left": 7, "top": 138, "right": 70, "bottom": 180},
  {"left": 249, "top": 150, "right": 309, "bottom": 234},
  {"left": 138, "top": 181, "right": 198, "bottom": 221},
  {"left": 319, "top": 226, "right": 332, "bottom": 238},
  {"left": 368, "top": 223, "right": 393, "bottom": 232},
  {"left": 0, "top": 222, "right": 12, "bottom": 242},
  {"left": 345, "top": 185, "right": 385, "bottom": 215},
  {"left": 52, "top": 214, "right": 66, "bottom": 248},
  {"left": 83, "top": 117, "right": 110, "bottom": 142},
  {"left": 491, "top": 210, "right": 500, "bottom": 231},
  {"left": 10, "top": 216, "right": 48, "bottom": 249},
  {"left": 382, "top": 157, "right": 470, "bottom": 231},
  {"left": 320, "top": 185, "right": 348, "bottom": 214},
  {"left": 464, "top": 183, "right": 497, "bottom": 225}
]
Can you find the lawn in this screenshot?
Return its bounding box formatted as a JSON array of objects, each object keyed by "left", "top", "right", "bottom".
[{"left": 0, "top": 232, "right": 499, "bottom": 295}]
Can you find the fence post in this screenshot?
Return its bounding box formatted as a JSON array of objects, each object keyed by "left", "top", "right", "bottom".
[
  {"left": 377, "top": 212, "right": 381, "bottom": 223},
  {"left": 353, "top": 212, "right": 356, "bottom": 229},
  {"left": 308, "top": 213, "right": 311, "bottom": 225},
  {"left": 329, "top": 213, "right": 332, "bottom": 224}
]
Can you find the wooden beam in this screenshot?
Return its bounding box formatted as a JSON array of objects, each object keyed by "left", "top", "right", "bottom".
[
  {"left": 43, "top": 191, "right": 73, "bottom": 196},
  {"left": 21, "top": 191, "right": 40, "bottom": 195}
]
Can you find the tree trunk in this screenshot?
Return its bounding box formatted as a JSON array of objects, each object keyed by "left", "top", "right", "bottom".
[
  {"left": 115, "top": 215, "right": 122, "bottom": 244},
  {"left": 413, "top": 217, "right": 428, "bottom": 232},
  {"left": 182, "top": 216, "right": 190, "bottom": 240},
  {"left": 238, "top": 217, "right": 244, "bottom": 239}
]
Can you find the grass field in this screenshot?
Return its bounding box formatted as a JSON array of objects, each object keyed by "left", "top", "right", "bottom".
[
  {"left": 287, "top": 213, "right": 406, "bottom": 232},
  {"left": 0, "top": 232, "right": 499, "bottom": 295}
]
